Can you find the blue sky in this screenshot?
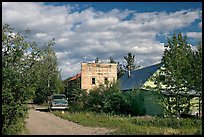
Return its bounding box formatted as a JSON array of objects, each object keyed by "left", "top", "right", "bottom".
[
  {"left": 44, "top": 2, "right": 202, "bottom": 44},
  {"left": 2, "top": 2, "right": 202, "bottom": 80},
  {"left": 45, "top": 2, "right": 201, "bottom": 12}
]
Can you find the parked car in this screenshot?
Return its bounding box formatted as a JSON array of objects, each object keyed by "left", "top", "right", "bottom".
[{"left": 48, "top": 94, "right": 68, "bottom": 111}]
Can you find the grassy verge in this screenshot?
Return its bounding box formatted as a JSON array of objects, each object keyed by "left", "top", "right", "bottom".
[{"left": 52, "top": 111, "right": 202, "bottom": 135}]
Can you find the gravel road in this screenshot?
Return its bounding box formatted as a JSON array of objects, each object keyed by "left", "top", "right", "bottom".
[{"left": 25, "top": 104, "right": 113, "bottom": 135}]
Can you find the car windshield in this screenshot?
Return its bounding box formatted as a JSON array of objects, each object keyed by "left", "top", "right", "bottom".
[{"left": 52, "top": 95, "right": 66, "bottom": 100}]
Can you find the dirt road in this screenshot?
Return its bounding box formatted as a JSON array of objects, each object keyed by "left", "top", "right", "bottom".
[{"left": 25, "top": 105, "right": 112, "bottom": 135}]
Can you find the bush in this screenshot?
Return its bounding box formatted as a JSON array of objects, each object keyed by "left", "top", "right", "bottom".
[
  {"left": 84, "top": 82, "right": 133, "bottom": 115},
  {"left": 85, "top": 87, "right": 105, "bottom": 112},
  {"left": 2, "top": 102, "right": 29, "bottom": 135},
  {"left": 67, "top": 89, "right": 88, "bottom": 112}
]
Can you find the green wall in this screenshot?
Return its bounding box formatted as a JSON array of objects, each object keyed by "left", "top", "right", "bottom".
[
  {"left": 132, "top": 89, "right": 164, "bottom": 116},
  {"left": 131, "top": 89, "right": 200, "bottom": 116}
]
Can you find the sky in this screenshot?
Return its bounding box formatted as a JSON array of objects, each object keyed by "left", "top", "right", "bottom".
[{"left": 2, "top": 2, "right": 202, "bottom": 80}]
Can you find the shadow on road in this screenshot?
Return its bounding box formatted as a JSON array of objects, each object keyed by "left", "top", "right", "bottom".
[{"left": 35, "top": 108, "right": 50, "bottom": 112}]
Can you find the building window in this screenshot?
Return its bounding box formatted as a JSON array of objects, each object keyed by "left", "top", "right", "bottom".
[
  {"left": 88, "top": 67, "right": 91, "bottom": 71},
  {"left": 104, "top": 77, "right": 108, "bottom": 85},
  {"left": 96, "top": 64, "right": 100, "bottom": 67},
  {"left": 92, "top": 78, "right": 96, "bottom": 85}
]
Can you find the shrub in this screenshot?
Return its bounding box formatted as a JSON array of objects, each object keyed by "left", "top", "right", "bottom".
[{"left": 84, "top": 82, "right": 133, "bottom": 115}]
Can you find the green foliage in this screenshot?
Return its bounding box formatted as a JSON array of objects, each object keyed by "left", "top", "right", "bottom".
[
  {"left": 33, "top": 40, "right": 64, "bottom": 104},
  {"left": 66, "top": 79, "right": 161, "bottom": 116},
  {"left": 85, "top": 88, "right": 105, "bottom": 112},
  {"left": 95, "top": 57, "right": 99, "bottom": 63},
  {"left": 124, "top": 52, "right": 140, "bottom": 71},
  {"left": 117, "top": 62, "right": 125, "bottom": 78},
  {"left": 68, "top": 89, "right": 88, "bottom": 112},
  {"left": 109, "top": 57, "right": 116, "bottom": 63},
  {"left": 103, "top": 90, "right": 131, "bottom": 115},
  {"left": 192, "top": 42, "right": 202, "bottom": 116},
  {"left": 2, "top": 24, "right": 41, "bottom": 134},
  {"left": 65, "top": 77, "right": 88, "bottom": 111},
  {"left": 193, "top": 42, "right": 202, "bottom": 92},
  {"left": 53, "top": 111, "right": 202, "bottom": 135},
  {"left": 2, "top": 24, "right": 64, "bottom": 134},
  {"left": 155, "top": 32, "right": 202, "bottom": 117},
  {"left": 131, "top": 116, "right": 201, "bottom": 129},
  {"left": 84, "top": 82, "right": 134, "bottom": 115}
]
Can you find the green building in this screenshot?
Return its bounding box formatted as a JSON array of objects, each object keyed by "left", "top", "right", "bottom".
[
  {"left": 119, "top": 63, "right": 164, "bottom": 116},
  {"left": 118, "top": 63, "right": 200, "bottom": 116}
]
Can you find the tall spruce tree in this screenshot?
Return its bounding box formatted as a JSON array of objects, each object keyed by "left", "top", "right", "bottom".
[{"left": 155, "top": 32, "right": 200, "bottom": 117}]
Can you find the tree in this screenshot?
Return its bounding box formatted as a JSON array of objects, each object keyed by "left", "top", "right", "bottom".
[
  {"left": 64, "top": 76, "right": 87, "bottom": 111},
  {"left": 85, "top": 82, "right": 132, "bottom": 115},
  {"left": 2, "top": 24, "right": 64, "bottom": 134},
  {"left": 155, "top": 32, "right": 199, "bottom": 117},
  {"left": 192, "top": 42, "right": 202, "bottom": 117},
  {"left": 2, "top": 24, "right": 42, "bottom": 134},
  {"left": 117, "top": 62, "right": 125, "bottom": 78},
  {"left": 95, "top": 57, "right": 99, "bottom": 63},
  {"left": 109, "top": 57, "right": 125, "bottom": 78},
  {"left": 124, "top": 52, "right": 140, "bottom": 71},
  {"left": 33, "top": 41, "right": 64, "bottom": 104},
  {"left": 109, "top": 57, "right": 116, "bottom": 63}
]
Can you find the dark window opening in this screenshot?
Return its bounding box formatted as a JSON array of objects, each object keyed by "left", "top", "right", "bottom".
[
  {"left": 104, "top": 77, "right": 108, "bottom": 85},
  {"left": 92, "top": 78, "right": 96, "bottom": 84}
]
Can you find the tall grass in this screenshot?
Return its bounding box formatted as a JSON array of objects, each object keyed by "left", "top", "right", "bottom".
[{"left": 52, "top": 111, "right": 202, "bottom": 135}]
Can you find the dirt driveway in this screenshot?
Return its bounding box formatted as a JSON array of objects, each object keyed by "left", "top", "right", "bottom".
[{"left": 25, "top": 104, "right": 113, "bottom": 135}]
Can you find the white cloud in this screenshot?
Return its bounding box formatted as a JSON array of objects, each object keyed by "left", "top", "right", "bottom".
[
  {"left": 2, "top": 2, "right": 202, "bottom": 80},
  {"left": 132, "top": 10, "right": 200, "bottom": 33},
  {"left": 186, "top": 32, "right": 202, "bottom": 40},
  {"left": 35, "top": 33, "right": 47, "bottom": 38}
]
